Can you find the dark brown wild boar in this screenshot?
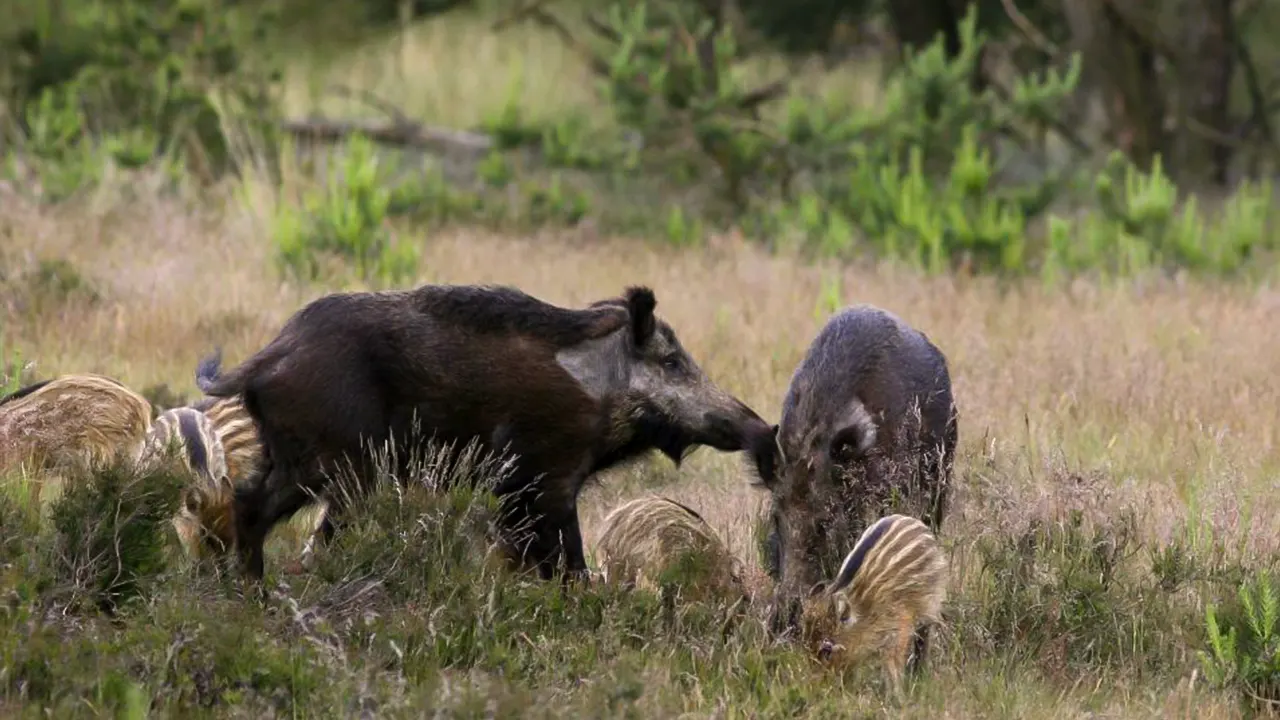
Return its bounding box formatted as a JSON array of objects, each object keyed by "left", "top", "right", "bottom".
[
  {"left": 747, "top": 304, "right": 957, "bottom": 674},
  {"left": 197, "top": 284, "right": 773, "bottom": 583}
]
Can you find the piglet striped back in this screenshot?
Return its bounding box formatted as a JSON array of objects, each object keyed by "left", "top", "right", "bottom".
[
  {"left": 830, "top": 514, "right": 948, "bottom": 624},
  {"left": 143, "top": 406, "right": 228, "bottom": 481},
  {"left": 193, "top": 395, "right": 264, "bottom": 486}
]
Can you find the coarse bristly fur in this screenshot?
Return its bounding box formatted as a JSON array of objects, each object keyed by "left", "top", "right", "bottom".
[
  {"left": 749, "top": 303, "right": 958, "bottom": 670},
  {"left": 594, "top": 495, "right": 746, "bottom": 603},
  {"left": 0, "top": 374, "right": 154, "bottom": 476},
  {"left": 193, "top": 355, "right": 342, "bottom": 571},
  {"left": 799, "top": 514, "right": 949, "bottom": 694},
  {"left": 194, "top": 283, "right": 773, "bottom": 584}
]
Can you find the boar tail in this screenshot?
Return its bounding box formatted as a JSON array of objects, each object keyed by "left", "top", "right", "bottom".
[
  {"left": 196, "top": 343, "right": 284, "bottom": 398},
  {"left": 195, "top": 348, "right": 225, "bottom": 394}
]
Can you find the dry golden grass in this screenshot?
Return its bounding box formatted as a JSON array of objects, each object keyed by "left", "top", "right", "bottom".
[
  {"left": 4, "top": 170, "right": 1272, "bottom": 714},
  {"left": 6, "top": 178, "right": 1278, "bottom": 532},
  {"left": 4, "top": 6, "right": 1279, "bottom": 714},
  {"left": 2, "top": 11, "right": 1278, "bottom": 710}
]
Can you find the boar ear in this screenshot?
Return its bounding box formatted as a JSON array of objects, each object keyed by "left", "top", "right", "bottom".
[
  {"left": 828, "top": 426, "right": 863, "bottom": 464},
  {"left": 624, "top": 286, "right": 658, "bottom": 347},
  {"left": 829, "top": 416, "right": 877, "bottom": 465},
  {"left": 746, "top": 424, "right": 782, "bottom": 489},
  {"left": 830, "top": 401, "right": 877, "bottom": 463}
]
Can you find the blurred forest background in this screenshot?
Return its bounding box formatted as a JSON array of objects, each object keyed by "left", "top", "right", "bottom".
[{"left": 1, "top": 0, "right": 1278, "bottom": 281}]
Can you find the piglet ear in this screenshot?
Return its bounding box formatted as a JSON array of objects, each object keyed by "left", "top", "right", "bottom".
[
  {"left": 182, "top": 487, "right": 203, "bottom": 514},
  {"left": 624, "top": 286, "right": 657, "bottom": 348},
  {"left": 216, "top": 474, "right": 235, "bottom": 497},
  {"left": 806, "top": 580, "right": 829, "bottom": 598}
]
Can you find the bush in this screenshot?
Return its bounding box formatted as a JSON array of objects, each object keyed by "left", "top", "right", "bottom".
[
  {"left": 47, "top": 458, "right": 187, "bottom": 613},
  {"left": 487, "top": 1, "right": 1279, "bottom": 281},
  {"left": 1042, "top": 153, "right": 1279, "bottom": 282},
  {"left": 0, "top": 340, "right": 35, "bottom": 396},
  {"left": 1, "top": 0, "right": 284, "bottom": 198},
  {"left": 1200, "top": 570, "right": 1280, "bottom": 710},
  {"left": 273, "top": 133, "right": 421, "bottom": 285}
]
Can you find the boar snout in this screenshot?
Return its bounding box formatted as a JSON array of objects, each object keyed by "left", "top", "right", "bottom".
[
  {"left": 697, "top": 397, "right": 771, "bottom": 452},
  {"left": 817, "top": 639, "right": 835, "bottom": 662}
]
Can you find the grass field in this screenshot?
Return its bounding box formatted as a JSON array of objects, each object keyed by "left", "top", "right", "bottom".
[
  {"left": 3, "top": 171, "right": 1279, "bottom": 716},
  {"left": 3, "top": 7, "right": 1280, "bottom": 718}
]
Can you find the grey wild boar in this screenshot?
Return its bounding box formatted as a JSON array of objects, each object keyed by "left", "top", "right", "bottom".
[
  {"left": 0, "top": 374, "right": 153, "bottom": 476},
  {"left": 196, "top": 284, "right": 774, "bottom": 583},
  {"left": 799, "top": 513, "right": 949, "bottom": 693},
  {"left": 749, "top": 304, "right": 957, "bottom": 672},
  {"left": 594, "top": 495, "right": 745, "bottom": 603}
]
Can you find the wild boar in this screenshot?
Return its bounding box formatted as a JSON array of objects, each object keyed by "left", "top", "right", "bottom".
[
  {"left": 0, "top": 374, "right": 153, "bottom": 476},
  {"left": 748, "top": 304, "right": 957, "bottom": 672},
  {"left": 196, "top": 283, "right": 774, "bottom": 583},
  {"left": 799, "top": 513, "right": 949, "bottom": 693},
  {"left": 594, "top": 495, "right": 745, "bottom": 603},
  {"left": 182, "top": 380, "right": 330, "bottom": 568}
]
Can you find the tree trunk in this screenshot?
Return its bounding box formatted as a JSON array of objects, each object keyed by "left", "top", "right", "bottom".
[
  {"left": 1172, "top": 0, "right": 1235, "bottom": 186},
  {"left": 884, "top": 0, "right": 988, "bottom": 93},
  {"left": 1062, "top": 0, "right": 1168, "bottom": 172}
]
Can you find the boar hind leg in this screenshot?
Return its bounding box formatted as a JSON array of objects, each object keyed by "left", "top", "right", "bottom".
[
  {"left": 558, "top": 511, "right": 589, "bottom": 584},
  {"left": 918, "top": 442, "right": 953, "bottom": 536},
  {"left": 493, "top": 487, "right": 558, "bottom": 580},
  {"left": 234, "top": 464, "right": 315, "bottom": 581},
  {"left": 298, "top": 500, "right": 338, "bottom": 570}
]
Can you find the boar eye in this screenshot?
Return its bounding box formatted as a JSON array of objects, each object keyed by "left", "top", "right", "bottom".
[{"left": 660, "top": 354, "right": 682, "bottom": 371}]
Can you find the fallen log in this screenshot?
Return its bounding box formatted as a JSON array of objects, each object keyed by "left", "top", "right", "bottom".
[{"left": 280, "top": 117, "right": 495, "bottom": 157}]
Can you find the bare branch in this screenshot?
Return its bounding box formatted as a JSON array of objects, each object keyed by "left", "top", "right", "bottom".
[
  {"left": 583, "top": 12, "right": 622, "bottom": 44},
  {"left": 1233, "top": 29, "right": 1275, "bottom": 147},
  {"left": 524, "top": 7, "right": 614, "bottom": 78},
  {"left": 737, "top": 79, "right": 788, "bottom": 112},
  {"left": 324, "top": 85, "right": 413, "bottom": 128},
  {"left": 490, "top": 0, "right": 561, "bottom": 32},
  {"left": 1183, "top": 117, "right": 1248, "bottom": 150},
  {"left": 999, "top": 0, "right": 1061, "bottom": 59},
  {"left": 1099, "top": 0, "right": 1180, "bottom": 64}
]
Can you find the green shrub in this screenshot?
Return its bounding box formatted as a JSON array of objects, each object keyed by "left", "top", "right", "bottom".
[
  {"left": 47, "top": 458, "right": 186, "bottom": 613},
  {"left": 273, "top": 133, "right": 421, "bottom": 285},
  {"left": 1, "top": 0, "right": 283, "bottom": 193},
  {"left": 754, "top": 6, "right": 1078, "bottom": 272},
  {"left": 0, "top": 340, "right": 33, "bottom": 396},
  {"left": 1042, "top": 153, "right": 1280, "bottom": 282},
  {"left": 1200, "top": 570, "right": 1280, "bottom": 710}
]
